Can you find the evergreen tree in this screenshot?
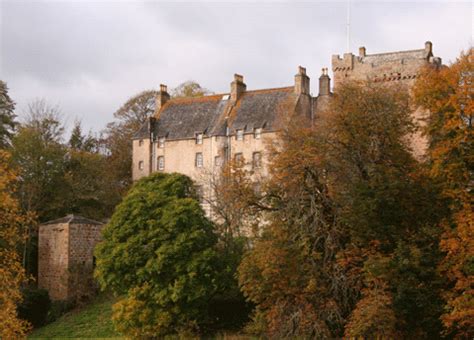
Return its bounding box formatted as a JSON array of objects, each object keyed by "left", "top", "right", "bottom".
[{"left": 0, "top": 80, "right": 17, "bottom": 148}]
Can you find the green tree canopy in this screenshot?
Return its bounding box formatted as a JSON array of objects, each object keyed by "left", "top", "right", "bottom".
[{"left": 95, "top": 172, "right": 220, "bottom": 337}]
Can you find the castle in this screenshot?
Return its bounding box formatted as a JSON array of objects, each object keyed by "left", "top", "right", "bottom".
[
  {"left": 132, "top": 42, "right": 442, "bottom": 216},
  {"left": 38, "top": 42, "right": 442, "bottom": 302}
]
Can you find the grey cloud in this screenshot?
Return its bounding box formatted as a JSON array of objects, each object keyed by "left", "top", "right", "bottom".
[{"left": 0, "top": 1, "right": 471, "bottom": 134}]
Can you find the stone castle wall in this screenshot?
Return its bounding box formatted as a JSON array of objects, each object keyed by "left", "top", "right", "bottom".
[
  {"left": 38, "top": 223, "right": 70, "bottom": 301},
  {"left": 38, "top": 217, "right": 104, "bottom": 301}
]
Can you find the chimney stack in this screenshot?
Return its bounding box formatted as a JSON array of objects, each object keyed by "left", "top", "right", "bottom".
[
  {"left": 231, "top": 74, "right": 246, "bottom": 102},
  {"left": 294, "top": 66, "right": 310, "bottom": 95},
  {"left": 424, "top": 41, "right": 433, "bottom": 58},
  {"left": 318, "top": 68, "right": 331, "bottom": 96},
  {"left": 359, "top": 46, "right": 366, "bottom": 57},
  {"left": 155, "top": 84, "right": 170, "bottom": 115}
]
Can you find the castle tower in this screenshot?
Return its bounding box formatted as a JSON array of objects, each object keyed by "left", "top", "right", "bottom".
[
  {"left": 38, "top": 215, "right": 104, "bottom": 301},
  {"left": 331, "top": 41, "right": 442, "bottom": 88}
]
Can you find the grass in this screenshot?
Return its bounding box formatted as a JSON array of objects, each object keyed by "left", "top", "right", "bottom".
[{"left": 29, "top": 294, "right": 122, "bottom": 339}]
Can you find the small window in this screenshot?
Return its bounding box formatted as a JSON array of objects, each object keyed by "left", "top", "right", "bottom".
[
  {"left": 236, "top": 129, "right": 244, "bottom": 141},
  {"left": 214, "top": 156, "right": 222, "bottom": 167},
  {"left": 195, "top": 152, "right": 203, "bottom": 168},
  {"left": 234, "top": 153, "right": 243, "bottom": 165},
  {"left": 253, "top": 152, "right": 262, "bottom": 169},
  {"left": 254, "top": 128, "right": 262, "bottom": 139},
  {"left": 138, "top": 139, "right": 144, "bottom": 146},
  {"left": 196, "top": 133, "right": 203, "bottom": 145},
  {"left": 138, "top": 161, "right": 144, "bottom": 170},
  {"left": 157, "top": 156, "right": 164, "bottom": 171},
  {"left": 158, "top": 137, "right": 165, "bottom": 148}
]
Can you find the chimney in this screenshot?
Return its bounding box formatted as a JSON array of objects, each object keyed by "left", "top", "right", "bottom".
[
  {"left": 294, "top": 66, "right": 310, "bottom": 95},
  {"left": 424, "top": 41, "right": 433, "bottom": 58},
  {"left": 359, "top": 46, "right": 366, "bottom": 57},
  {"left": 318, "top": 68, "right": 331, "bottom": 96},
  {"left": 231, "top": 74, "right": 246, "bottom": 102},
  {"left": 155, "top": 84, "right": 170, "bottom": 114}
]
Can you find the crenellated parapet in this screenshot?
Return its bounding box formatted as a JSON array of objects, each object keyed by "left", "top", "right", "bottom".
[{"left": 331, "top": 41, "right": 442, "bottom": 88}]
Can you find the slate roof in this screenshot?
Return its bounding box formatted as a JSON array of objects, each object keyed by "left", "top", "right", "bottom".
[
  {"left": 41, "top": 214, "right": 103, "bottom": 226},
  {"left": 133, "top": 87, "right": 297, "bottom": 141}
]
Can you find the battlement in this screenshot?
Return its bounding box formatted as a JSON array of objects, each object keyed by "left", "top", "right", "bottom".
[{"left": 331, "top": 41, "right": 442, "bottom": 87}]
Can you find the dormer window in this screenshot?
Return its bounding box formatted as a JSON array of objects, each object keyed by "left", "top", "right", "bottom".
[
  {"left": 138, "top": 139, "right": 144, "bottom": 146},
  {"left": 196, "top": 133, "right": 203, "bottom": 145},
  {"left": 158, "top": 137, "right": 165, "bottom": 148},
  {"left": 236, "top": 129, "right": 244, "bottom": 141},
  {"left": 254, "top": 128, "right": 262, "bottom": 139}
]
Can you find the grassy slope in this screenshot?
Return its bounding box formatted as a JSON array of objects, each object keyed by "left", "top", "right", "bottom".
[{"left": 29, "top": 294, "right": 122, "bottom": 339}]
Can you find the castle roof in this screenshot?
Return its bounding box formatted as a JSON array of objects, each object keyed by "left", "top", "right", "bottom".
[
  {"left": 41, "top": 214, "right": 103, "bottom": 226},
  {"left": 133, "top": 86, "right": 297, "bottom": 141}
]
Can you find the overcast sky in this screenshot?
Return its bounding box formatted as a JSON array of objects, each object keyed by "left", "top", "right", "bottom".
[{"left": 1, "top": 0, "right": 472, "bottom": 134}]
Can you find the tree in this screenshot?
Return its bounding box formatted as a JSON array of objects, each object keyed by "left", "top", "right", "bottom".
[
  {"left": 11, "top": 99, "right": 67, "bottom": 222},
  {"left": 414, "top": 49, "right": 473, "bottom": 338},
  {"left": 94, "top": 173, "right": 220, "bottom": 337},
  {"left": 69, "top": 120, "right": 97, "bottom": 152},
  {"left": 0, "top": 80, "right": 17, "bottom": 148},
  {"left": 103, "top": 90, "right": 157, "bottom": 194},
  {"left": 171, "top": 81, "right": 212, "bottom": 98},
  {"left": 238, "top": 115, "right": 356, "bottom": 338},
  {"left": 0, "top": 150, "right": 31, "bottom": 338}
]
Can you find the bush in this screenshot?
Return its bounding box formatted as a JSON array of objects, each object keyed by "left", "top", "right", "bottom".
[
  {"left": 17, "top": 287, "right": 51, "bottom": 328},
  {"left": 95, "top": 173, "right": 221, "bottom": 337}
]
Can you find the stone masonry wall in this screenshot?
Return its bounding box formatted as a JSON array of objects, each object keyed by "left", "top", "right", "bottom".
[
  {"left": 38, "top": 223, "right": 70, "bottom": 301},
  {"left": 67, "top": 223, "right": 103, "bottom": 301}
]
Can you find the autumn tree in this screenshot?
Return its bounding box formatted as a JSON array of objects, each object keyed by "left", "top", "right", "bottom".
[
  {"left": 0, "top": 80, "right": 17, "bottom": 148},
  {"left": 238, "top": 114, "right": 356, "bottom": 338},
  {"left": 325, "top": 81, "right": 445, "bottom": 338},
  {"left": 171, "top": 81, "right": 212, "bottom": 98},
  {"left": 0, "top": 150, "right": 31, "bottom": 338},
  {"left": 95, "top": 173, "right": 220, "bottom": 337},
  {"left": 414, "top": 49, "right": 473, "bottom": 338},
  {"left": 103, "top": 90, "right": 157, "bottom": 194}
]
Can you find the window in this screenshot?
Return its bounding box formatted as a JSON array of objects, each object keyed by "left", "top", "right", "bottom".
[
  {"left": 157, "top": 156, "right": 164, "bottom": 171},
  {"left": 254, "top": 128, "right": 262, "bottom": 139},
  {"left": 138, "top": 161, "right": 144, "bottom": 170},
  {"left": 138, "top": 139, "right": 144, "bottom": 146},
  {"left": 196, "top": 133, "right": 203, "bottom": 145},
  {"left": 253, "top": 152, "right": 262, "bottom": 169},
  {"left": 214, "top": 156, "right": 222, "bottom": 167},
  {"left": 195, "top": 152, "right": 203, "bottom": 168},
  {"left": 236, "top": 129, "right": 244, "bottom": 141},
  {"left": 234, "top": 153, "right": 243, "bottom": 165},
  {"left": 158, "top": 137, "right": 165, "bottom": 148}
]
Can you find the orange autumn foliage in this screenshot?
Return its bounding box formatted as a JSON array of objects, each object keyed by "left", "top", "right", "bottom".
[
  {"left": 0, "top": 150, "right": 31, "bottom": 338},
  {"left": 414, "top": 48, "right": 473, "bottom": 338}
]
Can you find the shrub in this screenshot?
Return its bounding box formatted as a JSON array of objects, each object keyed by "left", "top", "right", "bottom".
[{"left": 17, "top": 287, "right": 51, "bottom": 328}]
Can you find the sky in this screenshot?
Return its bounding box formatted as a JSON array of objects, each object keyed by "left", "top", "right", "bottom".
[{"left": 0, "top": 0, "right": 472, "bottom": 134}]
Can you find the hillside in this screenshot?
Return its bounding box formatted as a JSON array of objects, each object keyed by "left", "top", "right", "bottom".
[{"left": 28, "top": 295, "right": 121, "bottom": 339}]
